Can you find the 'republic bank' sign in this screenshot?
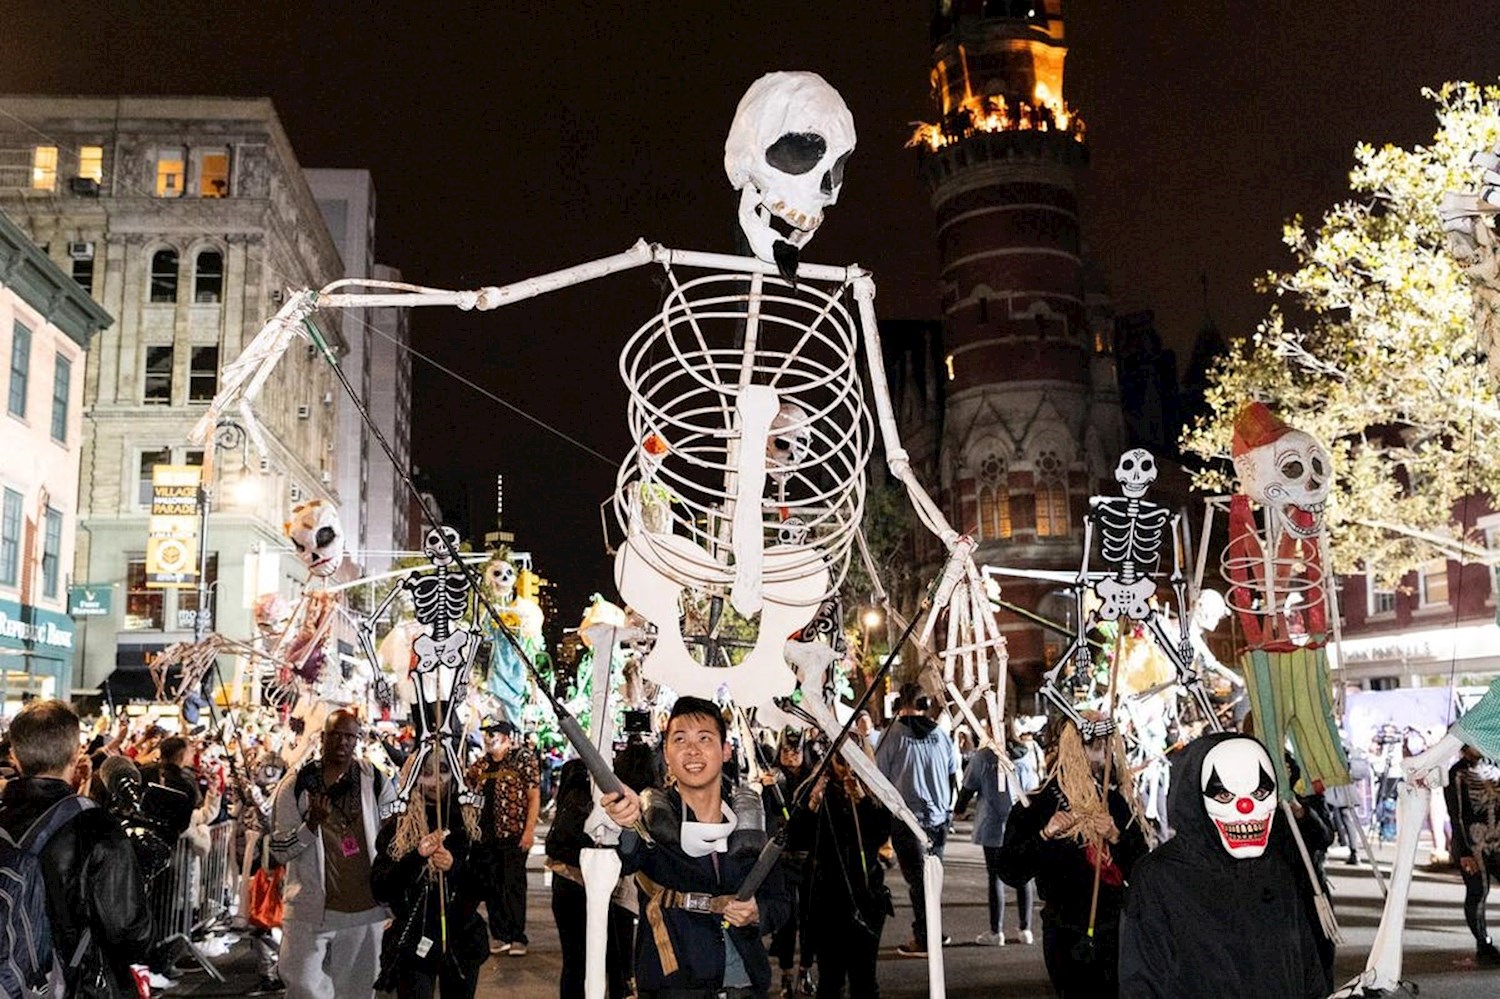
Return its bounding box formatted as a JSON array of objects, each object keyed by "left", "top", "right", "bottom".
[{"left": 0, "top": 597, "right": 75, "bottom": 654}]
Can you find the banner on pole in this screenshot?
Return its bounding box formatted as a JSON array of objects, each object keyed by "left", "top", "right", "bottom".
[{"left": 146, "top": 465, "right": 201, "bottom": 589}]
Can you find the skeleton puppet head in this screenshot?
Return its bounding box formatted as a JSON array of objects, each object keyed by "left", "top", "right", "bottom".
[
  {"left": 483, "top": 554, "right": 517, "bottom": 603},
  {"left": 422, "top": 525, "right": 462, "bottom": 567},
  {"left": 1114, "top": 448, "right": 1157, "bottom": 498},
  {"left": 1231, "top": 402, "right": 1332, "bottom": 539},
  {"left": 725, "top": 71, "right": 856, "bottom": 278},
  {"left": 765, "top": 401, "right": 811, "bottom": 483},
  {"left": 1200, "top": 735, "right": 1278, "bottom": 858},
  {"left": 285, "top": 500, "right": 345, "bottom": 577}
]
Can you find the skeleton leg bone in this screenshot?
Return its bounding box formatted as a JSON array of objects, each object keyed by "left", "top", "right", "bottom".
[{"left": 1331, "top": 783, "right": 1428, "bottom": 996}]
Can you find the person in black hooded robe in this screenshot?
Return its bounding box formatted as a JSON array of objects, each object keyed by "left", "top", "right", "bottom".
[{"left": 1118, "top": 732, "right": 1327, "bottom": 999}]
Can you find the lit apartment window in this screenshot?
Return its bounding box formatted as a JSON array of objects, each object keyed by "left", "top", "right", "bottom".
[
  {"left": 41, "top": 507, "right": 61, "bottom": 598},
  {"left": 78, "top": 145, "right": 104, "bottom": 184},
  {"left": 143, "top": 346, "right": 173, "bottom": 405},
  {"left": 1366, "top": 570, "right": 1396, "bottom": 616},
  {"left": 976, "top": 452, "right": 1012, "bottom": 541},
  {"left": 8, "top": 321, "right": 30, "bottom": 418},
  {"left": 194, "top": 250, "right": 223, "bottom": 302},
  {"left": 189, "top": 346, "right": 219, "bottom": 402},
  {"left": 124, "top": 556, "right": 164, "bottom": 630},
  {"left": 154, "top": 147, "right": 186, "bottom": 198},
  {"left": 50, "top": 354, "right": 70, "bottom": 443},
  {"left": 1034, "top": 451, "right": 1070, "bottom": 537},
  {"left": 1418, "top": 559, "right": 1450, "bottom": 608},
  {"left": 198, "top": 150, "right": 229, "bottom": 197},
  {"left": 149, "top": 249, "right": 179, "bottom": 302},
  {"left": 136, "top": 448, "right": 171, "bottom": 506},
  {"left": 31, "top": 146, "right": 57, "bottom": 190},
  {"left": 0, "top": 488, "right": 19, "bottom": 586}
]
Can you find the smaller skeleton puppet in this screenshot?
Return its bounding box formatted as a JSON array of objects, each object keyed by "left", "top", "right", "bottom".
[
  {"left": 1223, "top": 403, "right": 1350, "bottom": 800},
  {"left": 361, "top": 526, "right": 481, "bottom": 810},
  {"left": 1036, "top": 449, "right": 1215, "bottom": 739},
  {"left": 264, "top": 500, "right": 346, "bottom": 691},
  {"left": 478, "top": 553, "right": 546, "bottom": 727},
  {"left": 1119, "top": 734, "right": 1330, "bottom": 998}
]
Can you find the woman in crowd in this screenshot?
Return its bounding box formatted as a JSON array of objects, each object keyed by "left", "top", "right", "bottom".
[
  {"left": 767, "top": 726, "right": 818, "bottom": 997},
  {"left": 798, "top": 746, "right": 893, "bottom": 998},
  {"left": 371, "top": 755, "right": 488, "bottom": 999}
]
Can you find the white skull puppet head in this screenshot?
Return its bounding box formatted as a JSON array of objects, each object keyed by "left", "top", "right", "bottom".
[
  {"left": 1231, "top": 403, "right": 1332, "bottom": 539},
  {"left": 422, "top": 525, "right": 462, "bottom": 567},
  {"left": 725, "top": 71, "right": 856, "bottom": 277},
  {"left": 765, "top": 401, "right": 812, "bottom": 483},
  {"left": 483, "top": 554, "right": 517, "bottom": 604},
  {"left": 1114, "top": 448, "right": 1157, "bottom": 498},
  {"left": 285, "top": 500, "right": 345, "bottom": 577},
  {"left": 1199, "top": 736, "right": 1279, "bottom": 858}
]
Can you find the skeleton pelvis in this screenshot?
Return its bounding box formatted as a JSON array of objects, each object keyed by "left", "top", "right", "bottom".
[
  {"left": 615, "top": 532, "right": 827, "bottom": 709},
  {"left": 1094, "top": 577, "right": 1155, "bottom": 622}
]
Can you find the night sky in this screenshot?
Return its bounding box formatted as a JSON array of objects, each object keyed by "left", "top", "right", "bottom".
[{"left": 5, "top": 2, "right": 1500, "bottom": 619}]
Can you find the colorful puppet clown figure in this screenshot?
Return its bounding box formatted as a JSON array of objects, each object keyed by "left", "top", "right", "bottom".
[
  {"left": 1223, "top": 403, "right": 1350, "bottom": 800},
  {"left": 480, "top": 553, "right": 546, "bottom": 726},
  {"left": 1120, "top": 733, "right": 1330, "bottom": 998}
]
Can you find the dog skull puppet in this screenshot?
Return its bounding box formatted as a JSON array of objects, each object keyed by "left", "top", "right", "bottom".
[
  {"left": 1200, "top": 737, "right": 1279, "bottom": 857},
  {"left": 285, "top": 499, "right": 345, "bottom": 577},
  {"left": 725, "top": 71, "right": 855, "bottom": 278}
]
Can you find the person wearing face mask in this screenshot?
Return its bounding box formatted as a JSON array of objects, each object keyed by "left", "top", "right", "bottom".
[
  {"left": 600, "top": 696, "right": 792, "bottom": 999},
  {"left": 994, "top": 714, "right": 1149, "bottom": 998},
  {"left": 1118, "top": 733, "right": 1328, "bottom": 998}
]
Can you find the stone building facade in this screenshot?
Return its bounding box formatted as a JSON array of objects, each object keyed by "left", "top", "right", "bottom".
[{"left": 0, "top": 96, "right": 347, "bottom": 693}]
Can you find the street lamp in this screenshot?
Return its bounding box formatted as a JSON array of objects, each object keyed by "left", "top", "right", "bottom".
[{"left": 194, "top": 419, "right": 250, "bottom": 643}]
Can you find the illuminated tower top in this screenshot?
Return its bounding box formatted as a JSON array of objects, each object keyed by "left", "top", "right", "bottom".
[{"left": 913, "top": 0, "right": 1083, "bottom": 152}]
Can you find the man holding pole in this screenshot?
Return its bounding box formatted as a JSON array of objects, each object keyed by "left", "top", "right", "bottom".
[{"left": 600, "top": 695, "right": 791, "bottom": 998}]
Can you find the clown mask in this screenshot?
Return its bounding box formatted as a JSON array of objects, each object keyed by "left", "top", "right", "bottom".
[{"left": 1200, "top": 737, "right": 1278, "bottom": 858}]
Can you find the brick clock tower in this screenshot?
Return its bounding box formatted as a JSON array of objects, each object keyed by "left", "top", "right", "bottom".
[{"left": 901, "top": 0, "right": 1125, "bottom": 702}]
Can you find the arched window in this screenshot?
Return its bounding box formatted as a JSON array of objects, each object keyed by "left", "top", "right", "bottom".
[
  {"left": 149, "top": 249, "right": 178, "bottom": 303},
  {"left": 976, "top": 451, "right": 1011, "bottom": 541},
  {"left": 194, "top": 250, "right": 223, "bottom": 303},
  {"left": 1034, "top": 449, "right": 1070, "bottom": 537}
]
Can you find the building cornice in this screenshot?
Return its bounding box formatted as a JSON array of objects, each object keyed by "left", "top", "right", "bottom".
[{"left": 0, "top": 208, "right": 113, "bottom": 346}]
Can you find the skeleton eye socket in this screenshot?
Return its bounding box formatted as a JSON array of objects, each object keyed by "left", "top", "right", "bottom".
[
  {"left": 292, "top": 540, "right": 306, "bottom": 553},
  {"left": 821, "top": 151, "right": 851, "bottom": 195},
  {"left": 1280, "top": 459, "right": 1304, "bottom": 479},
  {"left": 315, "top": 526, "right": 336, "bottom": 548},
  {"left": 1311, "top": 455, "right": 1325, "bottom": 476},
  {"left": 1142, "top": 458, "right": 1154, "bottom": 472},
  {"left": 1122, "top": 459, "right": 1135, "bottom": 471},
  {"left": 765, "top": 132, "right": 827, "bottom": 175}
]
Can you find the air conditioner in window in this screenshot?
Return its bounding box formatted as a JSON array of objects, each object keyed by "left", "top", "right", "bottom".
[
  {"left": 296, "top": 404, "right": 311, "bottom": 419},
  {"left": 258, "top": 457, "right": 271, "bottom": 474},
  {"left": 289, "top": 483, "right": 304, "bottom": 502},
  {"left": 67, "top": 241, "right": 94, "bottom": 260},
  {"left": 320, "top": 470, "right": 332, "bottom": 484},
  {"left": 322, "top": 391, "right": 333, "bottom": 406},
  {"left": 68, "top": 178, "right": 100, "bottom": 197},
  {"left": 270, "top": 289, "right": 285, "bottom": 305}
]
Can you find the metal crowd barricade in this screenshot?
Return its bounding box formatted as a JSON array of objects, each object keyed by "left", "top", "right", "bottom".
[{"left": 148, "top": 820, "right": 237, "bottom": 983}]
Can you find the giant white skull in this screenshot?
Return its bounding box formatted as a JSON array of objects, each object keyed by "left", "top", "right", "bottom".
[
  {"left": 423, "top": 525, "right": 461, "bottom": 567},
  {"left": 1114, "top": 448, "right": 1157, "bottom": 498},
  {"left": 285, "top": 500, "right": 345, "bottom": 577},
  {"left": 1233, "top": 428, "right": 1332, "bottom": 539},
  {"left": 1200, "top": 737, "right": 1279, "bottom": 858},
  {"left": 725, "top": 71, "right": 856, "bottom": 272}
]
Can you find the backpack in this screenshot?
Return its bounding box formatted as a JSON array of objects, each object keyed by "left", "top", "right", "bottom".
[{"left": 0, "top": 795, "right": 97, "bottom": 998}]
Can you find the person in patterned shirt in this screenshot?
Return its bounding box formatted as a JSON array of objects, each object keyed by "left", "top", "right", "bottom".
[{"left": 467, "top": 720, "right": 540, "bottom": 957}]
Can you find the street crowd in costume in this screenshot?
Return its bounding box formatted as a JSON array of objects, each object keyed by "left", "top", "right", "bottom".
[{"left": 9, "top": 60, "right": 1498, "bottom": 999}]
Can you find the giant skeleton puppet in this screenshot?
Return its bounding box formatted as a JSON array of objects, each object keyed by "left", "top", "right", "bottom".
[
  {"left": 189, "top": 70, "right": 1010, "bottom": 998},
  {"left": 359, "top": 526, "right": 482, "bottom": 811}
]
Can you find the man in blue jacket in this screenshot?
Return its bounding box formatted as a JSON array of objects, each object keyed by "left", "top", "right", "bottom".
[
  {"left": 874, "top": 683, "right": 958, "bottom": 957},
  {"left": 601, "top": 696, "right": 790, "bottom": 998}
]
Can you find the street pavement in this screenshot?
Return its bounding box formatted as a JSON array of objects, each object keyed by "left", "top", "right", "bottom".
[{"left": 172, "top": 828, "right": 1500, "bottom": 998}]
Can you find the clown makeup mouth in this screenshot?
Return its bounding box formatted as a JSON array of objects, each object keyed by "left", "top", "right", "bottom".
[
  {"left": 1283, "top": 503, "right": 1324, "bottom": 538},
  {"left": 1212, "top": 817, "right": 1271, "bottom": 850}
]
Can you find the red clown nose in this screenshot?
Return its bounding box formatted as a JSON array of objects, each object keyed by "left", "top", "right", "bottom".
[{"left": 1236, "top": 797, "right": 1254, "bottom": 814}]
